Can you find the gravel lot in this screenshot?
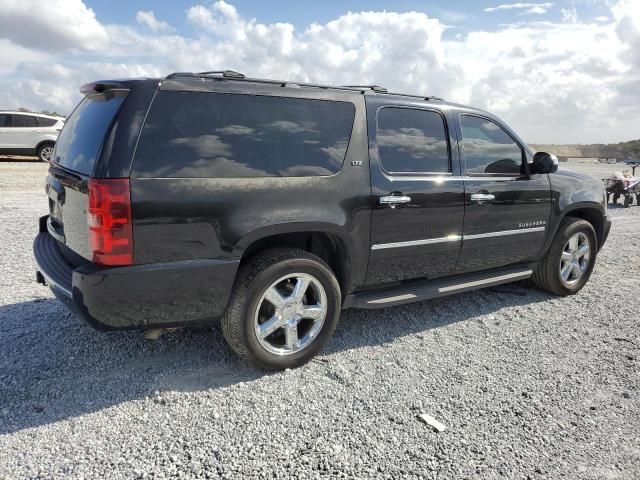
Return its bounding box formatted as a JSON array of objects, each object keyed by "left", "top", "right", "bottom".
[{"left": 1, "top": 159, "right": 638, "bottom": 479}]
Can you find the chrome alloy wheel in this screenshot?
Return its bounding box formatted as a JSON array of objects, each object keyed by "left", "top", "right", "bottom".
[
  {"left": 40, "top": 146, "right": 54, "bottom": 162},
  {"left": 559, "top": 232, "right": 591, "bottom": 286},
  {"left": 254, "top": 273, "right": 327, "bottom": 356}
]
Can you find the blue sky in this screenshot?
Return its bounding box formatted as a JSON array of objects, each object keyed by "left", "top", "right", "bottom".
[
  {"left": 86, "top": 0, "right": 612, "bottom": 39},
  {"left": 0, "top": 0, "right": 638, "bottom": 144}
]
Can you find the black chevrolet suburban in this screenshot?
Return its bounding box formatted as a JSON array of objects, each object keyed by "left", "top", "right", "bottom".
[{"left": 34, "top": 71, "right": 611, "bottom": 369}]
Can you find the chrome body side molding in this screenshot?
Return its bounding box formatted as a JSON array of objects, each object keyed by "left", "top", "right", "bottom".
[
  {"left": 463, "top": 226, "right": 545, "bottom": 240},
  {"left": 371, "top": 235, "right": 462, "bottom": 250},
  {"left": 371, "top": 227, "right": 545, "bottom": 250}
]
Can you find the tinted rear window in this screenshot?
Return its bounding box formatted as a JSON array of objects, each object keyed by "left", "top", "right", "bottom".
[
  {"left": 11, "top": 115, "right": 38, "bottom": 127},
  {"left": 376, "top": 107, "right": 450, "bottom": 173},
  {"left": 36, "top": 117, "right": 58, "bottom": 127},
  {"left": 132, "top": 92, "right": 355, "bottom": 178},
  {"left": 54, "top": 92, "right": 125, "bottom": 176}
]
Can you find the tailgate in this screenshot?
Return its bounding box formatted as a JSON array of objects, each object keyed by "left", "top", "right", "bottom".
[
  {"left": 46, "top": 167, "right": 92, "bottom": 260},
  {"left": 46, "top": 89, "right": 127, "bottom": 260}
]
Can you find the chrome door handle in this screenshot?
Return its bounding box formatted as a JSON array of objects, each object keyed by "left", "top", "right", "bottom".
[
  {"left": 379, "top": 195, "right": 411, "bottom": 208},
  {"left": 470, "top": 193, "right": 495, "bottom": 202}
]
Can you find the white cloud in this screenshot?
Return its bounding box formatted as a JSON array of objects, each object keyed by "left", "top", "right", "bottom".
[
  {"left": 521, "top": 6, "right": 549, "bottom": 15},
  {"left": 0, "top": 0, "right": 108, "bottom": 51},
  {"left": 136, "top": 10, "right": 174, "bottom": 33},
  {"left": 561, "top": 5, "right": 578, "bottom": 23},
  {"left": 0, "top": 39, "right": 49, "bottom": 74},
  {"left": 613, "top": 0, "right": 640, "bottom": 68},
  {"left": 445, "top": 20, "right": 628, "bottom": 142},
  {"left": 0, "top": 0, "right": 638, "bottom": 144},
  {"left": 484, "top": 3, "right": 553, "bottom": 13}
]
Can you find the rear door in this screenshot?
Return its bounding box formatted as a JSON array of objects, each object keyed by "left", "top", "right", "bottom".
[
  {"left": 366, "top": 100, "right": 464, "bottom": 285},
  {"left": 46, "top": 91, "right": 127, "bottom": 260},
  {"left": 7, "top": 114, "right": 39, "bottom": 148},
  {"left": 455, "top": 113, "right": 551, "bottom": 272}
]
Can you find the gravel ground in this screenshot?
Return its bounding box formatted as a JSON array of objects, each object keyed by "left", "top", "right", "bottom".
[{"left": 0, "top": 160, "right": 638, "bottom": 479}]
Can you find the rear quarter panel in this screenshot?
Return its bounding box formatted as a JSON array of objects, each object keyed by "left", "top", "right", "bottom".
[{"left": 130, "top": 92, "right": 371, "bottom": 292}]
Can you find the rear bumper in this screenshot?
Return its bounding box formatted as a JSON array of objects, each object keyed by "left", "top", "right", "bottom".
[{"left": 33, "top": 216, "right": 239, "bottom": 330}]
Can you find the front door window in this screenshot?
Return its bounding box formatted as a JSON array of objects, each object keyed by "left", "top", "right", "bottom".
[{"left": 461, "top": 115, "right": 524, "bottom": 176}]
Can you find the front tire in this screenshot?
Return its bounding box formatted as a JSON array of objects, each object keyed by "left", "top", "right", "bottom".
[
  {"left": 37, "top": 142, "right": 54, "bottom": 162},
  {"left": 531, "top": 217, "right": 597, "bottom": 296},
  {"left": 221, "top": 248, "right": 341, "bottom": 370}
]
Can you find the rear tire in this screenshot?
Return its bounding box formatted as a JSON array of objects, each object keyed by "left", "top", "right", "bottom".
[
  {"left": 37, "top": 142, "right": 54, "bottom": 162},
  {"left": 531, "top": 217, "right": 597, "bottom": 296},
  {"left": 221, "top": 248, "right": 341, "bottom": 370}
]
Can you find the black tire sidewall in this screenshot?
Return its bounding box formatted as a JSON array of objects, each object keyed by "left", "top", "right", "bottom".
[
  {"left": 547, "top": 219, "right": 597, "bottom": 295},
  {"left": 240, "top": 257, "right": 341, "bottom": 369}
]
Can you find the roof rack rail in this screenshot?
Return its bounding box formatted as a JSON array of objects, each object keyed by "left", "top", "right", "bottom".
[
  {"left": 383, "top": 91, "right": 444, "bottom": 102},
  {"left": 343, "top": 85, "right": 388, "bottom": 93},
  {"left": 163, "top": 71, "right": 445, "bottom": 101},
  {"left": 165, "top": 71, "right": 375, "bottom": 93},
  {"left": 166, "top": 70, "right": 246, "bottom": 80},
  {"left": 198, "top": 70, "right": 245, "bottom": 79}
]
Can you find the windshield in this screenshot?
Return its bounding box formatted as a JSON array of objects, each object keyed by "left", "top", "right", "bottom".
[{"left": 54, "top": 92, "right": 126, "bottom": 175}]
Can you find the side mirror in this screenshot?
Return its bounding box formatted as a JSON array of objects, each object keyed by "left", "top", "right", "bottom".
[{"left": 531, "top": 152, "right": 559, "bottom": 174}]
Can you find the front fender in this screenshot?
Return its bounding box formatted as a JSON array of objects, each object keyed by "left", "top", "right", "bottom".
[{"left": 542, "top": 170, "right": 608, "bottom": 253}]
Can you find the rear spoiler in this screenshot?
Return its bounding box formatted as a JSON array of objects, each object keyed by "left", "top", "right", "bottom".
[{"left": 79, "top": 81, "right": 129, "bottom": 96}]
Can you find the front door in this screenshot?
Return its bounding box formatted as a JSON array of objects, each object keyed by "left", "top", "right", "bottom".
[
  {"left": 0, "top": 113, "right": 10, "bottom": 148},
  {"left": 455, "top": 113, "right": 551, "bottom": 272},
  {"left": 365, "top": 102, "right": 465, "bottom": 285}
]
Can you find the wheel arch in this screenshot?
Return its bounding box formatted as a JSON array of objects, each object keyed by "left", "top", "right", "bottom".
[
  {"left": 557, "top": 204, "right": 605, "bottom": 250},
  {"left": 35, "top": 139, "right": 56, "bottom": 152},
  {"left": 235, "top": 224, "right": 354, "bottom": 294}
]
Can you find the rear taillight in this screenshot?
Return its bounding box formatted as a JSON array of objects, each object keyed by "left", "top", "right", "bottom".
[{"left": 87, "top": 178, "right": 133, "bottom": 266}]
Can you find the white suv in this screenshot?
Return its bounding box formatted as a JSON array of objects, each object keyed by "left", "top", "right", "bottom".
[{"left": 0, "top": 111, "right": 65, "bottom": 161}]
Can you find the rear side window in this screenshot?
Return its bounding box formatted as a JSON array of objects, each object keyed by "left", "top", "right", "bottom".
[
  {"left": 461, "top": 115, "right": 523, "bottom": 175},
  {"left": 36, "top": 117, "right": 58, "bottom": 127},
  {"left": 0, "top": 114, "right": 8, "bottom": 127},
  {"left": 11, "top": 115, "right": 39, "bottom": 127},
  {"left": 54, "top": 92, "right": 126, "bottom": 176},
  {"left": 133, "top": 92, "right": 355, "bottom": 178},
  {"left": 376, "top": 107, "right": 450, "bottom": 173}
]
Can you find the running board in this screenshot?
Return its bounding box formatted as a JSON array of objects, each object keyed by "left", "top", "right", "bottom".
[{"left": 343, "top": 266, "right": 533, "bottom": 309}]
